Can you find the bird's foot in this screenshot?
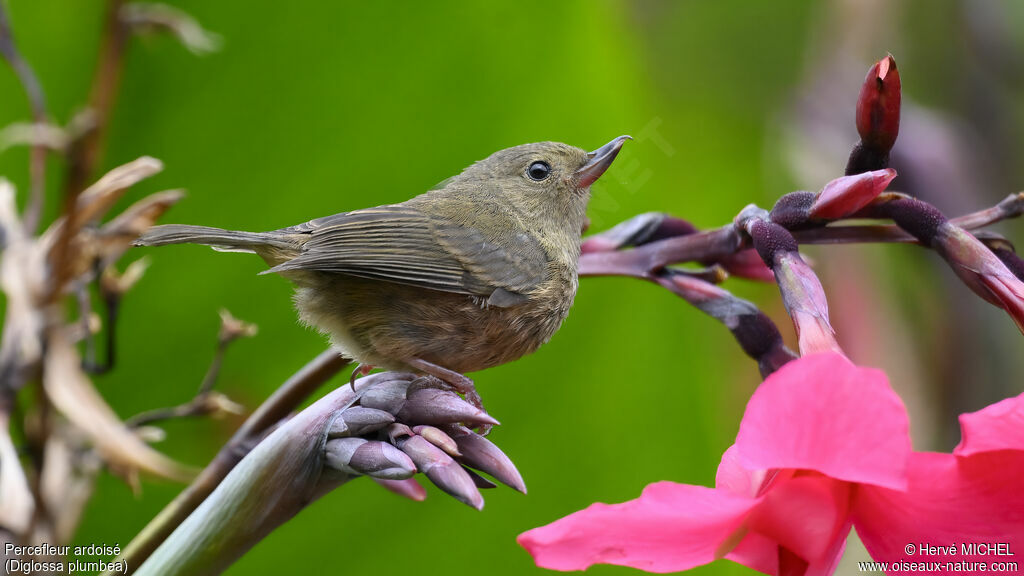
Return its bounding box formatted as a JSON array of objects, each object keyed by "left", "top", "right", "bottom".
[
  {"left": 349, "top": 363, "right": 376, "bottom": 391},
  {"left": 406, "top": 357, "right": 491, "bottom": 435}
]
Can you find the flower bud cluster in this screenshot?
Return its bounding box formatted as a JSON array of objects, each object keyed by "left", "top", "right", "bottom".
[{"left": 323, "top": 373, "right": 525, "bottom": 509}]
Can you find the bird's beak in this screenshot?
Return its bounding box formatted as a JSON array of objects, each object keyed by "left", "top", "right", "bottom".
[{"left": 575, "top": 135, "right": 632, "bottom": 188}]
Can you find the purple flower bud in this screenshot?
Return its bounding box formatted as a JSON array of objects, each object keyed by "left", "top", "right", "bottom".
[
  {"left": 386, "top": 423, "right": 414, "bottom": 443},
  {"left": 372, "top": 477, "right": 428, "bottom": 502},
  {"left": 446, "top": 425, "right": 527, "bottom": 494},
  {"left": 397, "top": 435, "right": 483, "bottom": 510},
  {"left": 358, "top": 379, "right": 412, "bottom": 414},
  {"left": 398, "top": 387, "right": 499, "bottom": 427},
  {"left": 324, "top": 438, "right": 416, "bottom": 480},
  {"left": 328, "top": 407, "right": 395, "bottom": 438},
  {"left": 463, "top": 466, "right": 497, "bottom": 489},
  {"left": 412, "top": 425, "right": 461, "bottom": 457}
]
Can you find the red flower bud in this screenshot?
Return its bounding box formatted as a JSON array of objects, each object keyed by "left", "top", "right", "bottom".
[
  {"left": 810, "top": 168, "right": 897, "bottom": 221},
  {"left": 856, "top": 55, "right": 901, "bottom": 153}
]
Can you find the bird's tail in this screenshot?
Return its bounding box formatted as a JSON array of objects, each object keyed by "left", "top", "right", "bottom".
[{"left": 135, "top": 224, "right": 299, "bottom": 256}]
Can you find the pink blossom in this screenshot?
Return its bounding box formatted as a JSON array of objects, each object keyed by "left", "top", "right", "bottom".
[
  {"left": 854, "top": 394, "right": 1024, "bottom": 569},
  {"left": 519, "top": 353, "right": 1024, "bottom": 575}
]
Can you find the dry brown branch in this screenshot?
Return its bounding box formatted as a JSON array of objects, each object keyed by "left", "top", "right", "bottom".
[
  {"left": 0, "top": 161, "right": 196, "bottom": 560},
  {"left": 0, "top": 2, "right": 50, "bottom": 233},
  {"left": 64, "top": 0, "right": 128, "bottom": 198},
  {"left": 47, "top": 156, "right": 163, "bottom": 303},
  {"left": 0, "top": 3, "right": 232, "bottom": 569}
]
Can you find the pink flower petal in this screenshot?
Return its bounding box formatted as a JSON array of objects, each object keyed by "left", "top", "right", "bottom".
[
  {"left": 956, "top": 392, "right": 1024, "bottom": 457},
  {"left": 716, "top": 445, "right": 768, "bottom": 497},
  {"left": 807, "top": 520, "right": 851, "bottom": 576},
  {"left": 854, "top": 451, "right": 1024, "bottom": 564},
  {"left": 746, "top": 475, "right": 852, "bottom": 564},
  {"left": 736, "top": 352, "right": 910, "bottom": 490},
  {"left": 518, "top": 481, "right": 757, "bottom": 573},
  {"left": 726, "top": 507, "right": 852, "bottom": 576},
  {"left": 726, "top": 531, "right": 780, "bottom": 575},
  {"left": 717, "top": 450, "right": 852, "bottom": 574}
]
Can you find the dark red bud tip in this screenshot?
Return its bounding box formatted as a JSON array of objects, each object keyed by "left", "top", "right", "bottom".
[{"left": 856, "top": 54, "right": 901, "bottom": 153}]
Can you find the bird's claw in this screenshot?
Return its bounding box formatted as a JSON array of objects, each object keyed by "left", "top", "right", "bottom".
[
  {"left": 406, "top": 357, "right": 493, "bottom": 435},
  {"left": 349, "top": 363, "right": 375, "bottom": 391}
]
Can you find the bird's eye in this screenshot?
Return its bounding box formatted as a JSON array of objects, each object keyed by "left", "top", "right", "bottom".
[{"left": 527, "top": 161, "right": 551, "bottom": 181}]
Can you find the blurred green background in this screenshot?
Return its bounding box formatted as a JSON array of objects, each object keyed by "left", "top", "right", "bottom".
[{"left": 3, "top": 0, "right": 1023, "bottom": 574}]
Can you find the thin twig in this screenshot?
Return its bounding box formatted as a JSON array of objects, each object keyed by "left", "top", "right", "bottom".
[
  {"left": 97, "top": 290, "right": 120, "bottom": 374},
  {"left": 82, "top": 273, "right": 122, "bottom": 375},
  {"left": 51, "top": 0, "right": 128, "bottom": 301},
  {"left": 65, "top": 0, "right": 127, "bottom": 197},
  {"left": 114, "top": 350, "right": 350, "bottom": 574},
  {"left": 76, "top": 284, "right": 99, "bottom": 370},
  {"left": 124, "top": 319, "right": 243, "bottom": 428},
  {"left": 124, "top": 392, "right": 238, "bottom": 429},
  {"left": 0, "top": 2, "right": 49, "bottom": 234}
]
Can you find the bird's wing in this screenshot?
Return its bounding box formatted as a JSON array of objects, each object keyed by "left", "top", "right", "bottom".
[{"left": 267, "top": 204, "right": 548, "bottom": 304}]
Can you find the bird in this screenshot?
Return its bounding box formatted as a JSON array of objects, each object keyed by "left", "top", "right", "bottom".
[{"left": 136, "top": 136, "right": 630, "bottom": 414}]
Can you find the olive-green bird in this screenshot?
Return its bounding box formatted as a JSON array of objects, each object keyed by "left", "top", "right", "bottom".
[{"left": 136, "top": 136, "right": 629, "bottom": 410}]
